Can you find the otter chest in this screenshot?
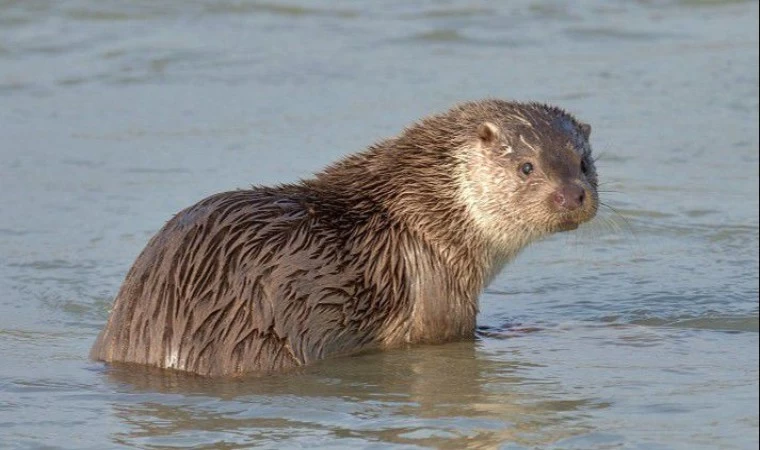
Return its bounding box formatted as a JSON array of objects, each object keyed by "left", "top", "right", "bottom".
[{"left": 403, "top": 250, "right": 477, "bottom": 344}]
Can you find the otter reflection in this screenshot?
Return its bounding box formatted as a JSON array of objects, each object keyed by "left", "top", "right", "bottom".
[{"left": 103, "top": 341, "right": 602, "bottom": 448}]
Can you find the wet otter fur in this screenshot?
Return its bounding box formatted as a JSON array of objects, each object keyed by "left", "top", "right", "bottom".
[{"left": 91, "top": 99, "right": 598, "bottom": 376}]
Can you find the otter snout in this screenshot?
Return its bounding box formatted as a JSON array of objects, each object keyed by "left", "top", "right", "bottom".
[{"left": 552, "top": 184, "right": 586, "bottom": 211}]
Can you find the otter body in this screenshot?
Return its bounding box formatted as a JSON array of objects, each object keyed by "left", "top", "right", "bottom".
[{"left": 91, "top": 99, "right": 599, "bottom": 376}]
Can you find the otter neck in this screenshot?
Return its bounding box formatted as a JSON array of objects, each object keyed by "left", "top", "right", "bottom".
[{"left": 315, "top": 141, "right": 506, "bottom": 297}]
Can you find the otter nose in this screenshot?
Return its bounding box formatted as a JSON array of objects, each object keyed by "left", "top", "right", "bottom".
[{"left": 553, "top": 184, "right": 585, "bottom": 210}]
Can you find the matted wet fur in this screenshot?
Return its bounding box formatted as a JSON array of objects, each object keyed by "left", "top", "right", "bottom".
[{"left": 91, "top": 99, "right": 599, "bottom": 376}]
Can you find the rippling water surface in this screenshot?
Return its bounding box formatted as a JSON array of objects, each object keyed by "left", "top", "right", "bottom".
[{"left": 1, "top": 1, "right": 757, "bottom": 449}]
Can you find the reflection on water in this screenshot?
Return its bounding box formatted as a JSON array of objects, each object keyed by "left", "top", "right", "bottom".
[
  {"left": 104, "top": 342, "right": 601, "bottom": 449},
  {"left": 0, "top": 0, "right": 757, "bottom": 448}
]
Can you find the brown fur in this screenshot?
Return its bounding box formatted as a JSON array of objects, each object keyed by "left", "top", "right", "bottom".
[{"left": 91, "top": 99, "right": 599, "bottom": 376}]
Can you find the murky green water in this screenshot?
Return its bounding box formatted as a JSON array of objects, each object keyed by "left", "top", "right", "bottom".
[{"left": 1, "top": 1, "right": 757, "bottom": 449}]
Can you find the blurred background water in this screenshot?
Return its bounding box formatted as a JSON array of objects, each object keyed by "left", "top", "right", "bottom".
[{"left": 0, "top": 1, "right": 757, "bottom": 449}]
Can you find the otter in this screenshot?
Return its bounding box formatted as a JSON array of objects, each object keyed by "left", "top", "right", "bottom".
[{"left": 91, "top": 99, "right": 598, "bottom": 376}]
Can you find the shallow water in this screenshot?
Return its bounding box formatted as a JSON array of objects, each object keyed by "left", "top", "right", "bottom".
[{"left": 0, "top": 1, "right": 757, "bottom": 449}]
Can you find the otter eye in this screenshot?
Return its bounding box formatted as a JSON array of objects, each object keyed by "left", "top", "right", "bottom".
[{"left": 520, "top": 162, "right": 534, "bottom": 176}]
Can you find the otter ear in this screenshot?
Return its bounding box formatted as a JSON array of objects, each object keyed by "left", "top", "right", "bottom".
[
  {"left": 477, "top": 122, "right": 501, "bottom": 146},
  {"left": 579, "top": 122, "right": 592, "bottom": 140}
]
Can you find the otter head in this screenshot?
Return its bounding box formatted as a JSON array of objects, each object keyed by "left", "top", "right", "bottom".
[{"left": 458, "top": 106, "right": 598, "bottom": 256}]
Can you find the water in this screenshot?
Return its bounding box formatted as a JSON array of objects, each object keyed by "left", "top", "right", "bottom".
[{"left": 0, "top": 0, "right": 757, "bottom": 448}]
